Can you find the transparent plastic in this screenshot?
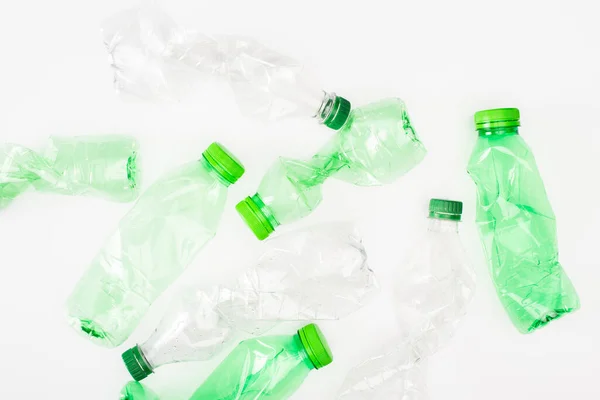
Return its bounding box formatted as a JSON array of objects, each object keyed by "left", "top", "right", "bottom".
[
  {"left": 66, "top": 156, "right": 235, "bottom": 348},
  {"left": 128, "top": 224, "right": 376, "bottom": 377},
  {"left": 102, "top": 3, "right": 339, "bottom": 123},
  {"left": 242, "top": 98, "right": 426, "bottom": 234},
  {"left": 0, "top": 135, "right": 138, "bottom": 209},
  {"left": 188, "top": 332, "right": 317, "bottom": 399},
  {"left": 337, "top": 218, "right": 476, "bottom": 399},
  {"left": 467, "top": 126, "right": 580, "bottom": 333}
]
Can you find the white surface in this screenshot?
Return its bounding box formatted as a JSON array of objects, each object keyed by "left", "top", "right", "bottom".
[{"left": 0, "top": 0, "right": 598, "bottom": 399}]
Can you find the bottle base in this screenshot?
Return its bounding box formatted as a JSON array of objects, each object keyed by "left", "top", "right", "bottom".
[
  {"left": 67, "top": 316, "right": 118, "bottom": 348},
  {"left": 526, "top": 307, "right": 578, "bottom": 333}
]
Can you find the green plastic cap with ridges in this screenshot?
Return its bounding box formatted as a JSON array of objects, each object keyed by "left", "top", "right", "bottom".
[
  {"left": 474, "top": 108, "right": 520, "bottom": 130},
  {"left": 122, "top": 345, "right": 153, "bottom": 381},
  {"left": 298, "top": 323, "right": 333, "bottom": 370},
  {"left": 202, "top": 142, "right": 245, "bottom": 184},
  {"left": 324, "top": 96, "right": 351, "bottom": 130},
  {"left": 235, "top": 196, "right": 275, "bottom": 240},
  {"left": 429, "top": 198, "right": 463, "bottom": 221}
]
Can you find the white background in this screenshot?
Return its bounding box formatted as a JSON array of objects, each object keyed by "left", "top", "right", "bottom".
[{"left": 0, "top": 0, "right": 598, "bottom": 399}]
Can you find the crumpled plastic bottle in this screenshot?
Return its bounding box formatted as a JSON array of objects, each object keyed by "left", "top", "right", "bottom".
[
  {"left": 236, "top": 98, "right": 426, "bottom": 240},
  {"left": 120, "top": 323, "right": 333, "bottom": 400},
  {"left": 467, "top": 108, "right": 580, "bottom": 333},
  {"left": 189, "top": 323, "right": 333, "bottom": 399},
  {"left": 101, "top": 3, "right": 352, "bottom": 128},
  {"left": 0, "top": 135, "right": 139, "bottom": 208},
  {"left": 337, "top": 199, "right": 476, "bottom": 400},
  {"left": 66, "top": 142, "right": 245, "bottom": 348},
  {"left": 120, "top": 223, "right": 376, "bottom": 381}
]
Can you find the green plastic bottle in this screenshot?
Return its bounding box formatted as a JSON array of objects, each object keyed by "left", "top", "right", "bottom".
[
  {"left": 66, "top": 142, "right": 245, "bottom": 347},
  {"left": 236, "top": 98, "right": 426, "bottom": 240},
  {"left": 467, "top": 108, "right": 580, "bottom": 333},
  {"left": 188, "top": 323, "right": 332, "bottom": 400},
  {"left": 0, "top": 135, "right": 139, "bottom": 209}
]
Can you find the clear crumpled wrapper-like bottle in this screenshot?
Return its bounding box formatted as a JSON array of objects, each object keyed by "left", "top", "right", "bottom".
[
  {"left": 337, "top": 200, "right": 476, "bottom": 400},
  {"left": 121, "top": 223, "right": 378, "bottom": 382},
  {"left": 102, "top": 3, "right": 348, "bottom": 126}
]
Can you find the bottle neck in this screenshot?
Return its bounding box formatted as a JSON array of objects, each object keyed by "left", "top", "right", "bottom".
[
  {"left": 294, "top": 333, "right": 317, "bottom": 370},
  {"left": 428, "top": 218, "right": 459, "bottom": 233},
  {"left": 477, "top": 126, "right": 519, "bottom": 137},
  {"left": 200, "top": 155, "right": 231, "bottom": 187},
  {"left": 252, "top": 193, "right": 280, "bottom": 229},
  {"left": 315, "top": 91, "right": 337, "bottom": 122}
]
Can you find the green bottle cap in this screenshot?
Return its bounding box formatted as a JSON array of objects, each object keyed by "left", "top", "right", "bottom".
[
  {"left": 298, "top": 323, "right": 333, "bottom": 369},
  {"left": 429, "top": 198, "right": 463, "bottom": 221},
  {"left": 202, "top": 142, "right": 245, "bottom": 184},
  {"left": 324, "top": 96, "right": 351, "bottom": 130},
  {"left": 122, "top": 345, "right": 153, "bottom": 381},
  {"left": 235, "top": 196, "right": 275, "bottom": 240},
  {"left": 474, "top": 108, "right": 520, "bottom": 130}
]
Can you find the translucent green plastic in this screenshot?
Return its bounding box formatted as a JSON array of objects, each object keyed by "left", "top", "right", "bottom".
[
  {"left": 120, "top": 382, "right": 160, "bottom": 400},
  {"left": 0, "top": 135, "right": 138, "bottom": 209},
  {"left": 189, "top": 334, "right": 315, "bottom": 400},
  {"left": 66, "top": 157, "right": 232, "bottom": 347},
  {"left": 256, "top": 98, "right": 426, "bottom": 226},
  {"left": 467, "top": 127, "right": 580, "bottom": 333}
]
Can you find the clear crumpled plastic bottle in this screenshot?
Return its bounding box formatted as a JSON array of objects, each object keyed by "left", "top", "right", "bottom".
[
  {"left": 236, "top": 98, "right": 427, "bottom": 240},
  {"left": 467, "top": 108, "right": 580, "bottom": 333},
  {"left": 66, "top": 142, "right": 245, "bottom": 348},
  {"left": 102, "top": 3, "right": 352, "bottom": 128},
  {"left": 120, "top": 223, "right": 377, "bottom": 381},
  {"left": 337, "top": 199, "right": 476, "bottom": 400},
  {"left": 0, "top": 135, "right": 139, "bottom": 209}
]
